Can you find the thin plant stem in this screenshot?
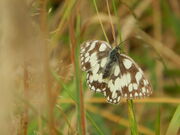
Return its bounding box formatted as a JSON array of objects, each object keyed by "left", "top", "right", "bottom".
[
  {"left": 112, "top": 0, "right": 122, "bottom": 43},
  {"left": 127, "top": 100, "right": 139, "bottom": 135},
  {"left": 113, "top": 1, "right": 139, "bottom": 134},
  {"left": 22, "top": 63, "right": 29, "bottom": 135},
  {"left": 69, "top": 13, "right": 86, "bottom": 135},
  {"left": 93, "top": 0, "right": 109, "bottom": 43},
  {"left": 106, "top": 0, "right": 116, "bottom": 43}
]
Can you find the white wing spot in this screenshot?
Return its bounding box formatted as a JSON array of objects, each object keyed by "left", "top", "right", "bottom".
[
  {"left": 135, "top": 92, "right": 138, "bottom": 97},
  {"left": 96, "top": 89, "right": 101, "bottom": 92},
  {"left": 91, "top": 86, "right": 95, "bottom": 91},
  {"left": 115, "top": 77, "right": 121, "bottom": 90},
  {"left": 142, "top": 87, "right": 146, "bottom": 93},
  {"left": 93, "top": 64, "right": 100, "bottom": 74},
  {"left": 123, "top": 59, "right": 132, "bottom": 69},
  {"left": 128, "top": 83, "right": 133, "bottom": 92},
  {"left": 146, "top": 89, "right": 149, "bottom": 93},
  {"left": 85, "top": 52, "right": 89, "bottom": 58},
  {"left": 115, "top": 73, "right": 131, "bottom": 90},
  {"left": 88, "top": 41, "right": 97, "bottom": 51},
  {"left": 89, "top": 75, "right": 93, "bottom": 83},
  {"left": 101, "top": 58, "right": 107, "bottom": 67},
  {"left": 89, "top": 53, "right": 98, "bottom": 67},
  {"left": 114, "top": 66, "right": 120, "bottom": 76},
  {"left": 117, "top": 96, "right": 121, "bottom": 102},
  {"left": 135, "top": 72, "right": 142, "bottom": 84},
  {"left": 144, "top": 79, "right": 149, "bottom": 86},
  {"left": 85, "top": 42, "right": 90, "bottom": 48},
  {"left": 99, "top": 43, "right": 107, "bottom": 52},
  {"left": 102, "top": 88, "right": 106, "bottom": 91},
  {"left": 81, "top": 48, "right": 85, "bottom": 53},
  {"left": 133, "top": 83, "right": 138, "bottom": 90},
  {"left": 92, "top": 73, "right": 99, "bottom": 81},
  {"left": 103, "top": 91, "right": 106, "bottom": 96},
  {"left": 126, "top": 73, "right": 131, "bottom": 85},
  {"left": 85, "top": 57, "right": 90, "bottom": 63},
  {"left": 81, "top": 56, "right": 84, "bottom": 61},
  {"left": 98, "top": 73, "right": 103, "bottom": 83},
  {"left": 108, "top": 80, "right": 116, "bottom": 92},
  {"left": 112, "top": 91, "right": 117, "bottom": 99}
]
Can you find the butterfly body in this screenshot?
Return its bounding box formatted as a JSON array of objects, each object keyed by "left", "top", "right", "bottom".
[
  {"left": 103, "top": 46, "right": 120, "bottom": 79},
  {"left": 80, "top": 40, "right": 152, "bottom": 104}
]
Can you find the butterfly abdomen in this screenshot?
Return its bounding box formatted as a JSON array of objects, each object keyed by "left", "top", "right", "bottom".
[{"left": 102, "top": 60, "right": 113, "bottom": 79}]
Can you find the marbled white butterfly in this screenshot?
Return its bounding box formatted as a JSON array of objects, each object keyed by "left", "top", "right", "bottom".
[{"left": 80, "top": 40, "right": 152, "bottom": 104}]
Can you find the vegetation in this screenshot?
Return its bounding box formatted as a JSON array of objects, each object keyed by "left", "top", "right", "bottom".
[{"left": 0, "top": 0, "right": 179, "bottom": 135}]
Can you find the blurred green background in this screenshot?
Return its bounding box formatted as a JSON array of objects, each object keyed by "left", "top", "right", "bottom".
[{"left": 0, "top": 0, "right": 179, "bottom": 135}]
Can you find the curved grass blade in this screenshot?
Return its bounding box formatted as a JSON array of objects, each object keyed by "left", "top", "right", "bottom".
[{"left": 166, "top": 105, "right": 180, "bottom": 135}]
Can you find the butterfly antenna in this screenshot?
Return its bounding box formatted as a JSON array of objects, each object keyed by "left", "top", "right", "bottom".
[{"left": 117, "top": 38, "right": 129, "bottom": 47}]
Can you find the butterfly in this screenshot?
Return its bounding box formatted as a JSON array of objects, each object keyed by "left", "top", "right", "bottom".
[{"left": 80, "top": 40, "right": 152, "bottom": 104}]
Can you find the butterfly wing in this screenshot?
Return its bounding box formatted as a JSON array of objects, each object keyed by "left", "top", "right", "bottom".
[
  {"left": 119, "top": 54, "right": 152, "bottom": 98},
  {"left": 80, "top": 40, "right": 112, "bottom": 93},
  {"left": 104, "top": 53, "right": 152, "bottom": 104}
]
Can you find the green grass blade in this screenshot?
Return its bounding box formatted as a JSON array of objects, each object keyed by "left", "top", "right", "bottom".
[
  {"left": 155, "top": 105, "right": 161, "bottom": 135},
  {"left": 166, "top": 105, "right": 180, "bottom": 135},
  {"left": 51, "top": 71, "right": 76, "bottom": 102},
  {"left": 112, "top": 0, "right": 122, "bottom": 43},
  {"left": 86, "top": 112, "right": 104, "bottom": 135},
  {"left": 93, "top": 0, "right": 109, "bottom": 43},
  {"left": 127, "top": 100, "right": 139, "bottom": 135}
]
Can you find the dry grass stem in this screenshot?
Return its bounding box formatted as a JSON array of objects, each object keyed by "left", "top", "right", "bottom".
[{"left": 58, "top": 97, "right": 180, "bottom": 104}]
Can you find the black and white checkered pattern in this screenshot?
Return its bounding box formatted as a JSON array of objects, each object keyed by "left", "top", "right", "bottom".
[{"left": 80, "top": 40, "right": 152, "bottom": 104}]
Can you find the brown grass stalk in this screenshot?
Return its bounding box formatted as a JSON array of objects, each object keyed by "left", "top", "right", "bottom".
[
  {"left": 58, "top": 97, "right": 180, "bottom": 104},
  {"left": 39, "top": 0, "right": 57, "bottom": 135},
  {"left": 69, "top": 11, "right": 86, "bottom": 135},
  {"left": 22, "top": 63, "right": 29, "bottom": 135}
]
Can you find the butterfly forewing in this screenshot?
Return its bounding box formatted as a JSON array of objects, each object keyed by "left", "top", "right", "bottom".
[{"left": 80, "top": 40, "right": 111, "bottom": 72}]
